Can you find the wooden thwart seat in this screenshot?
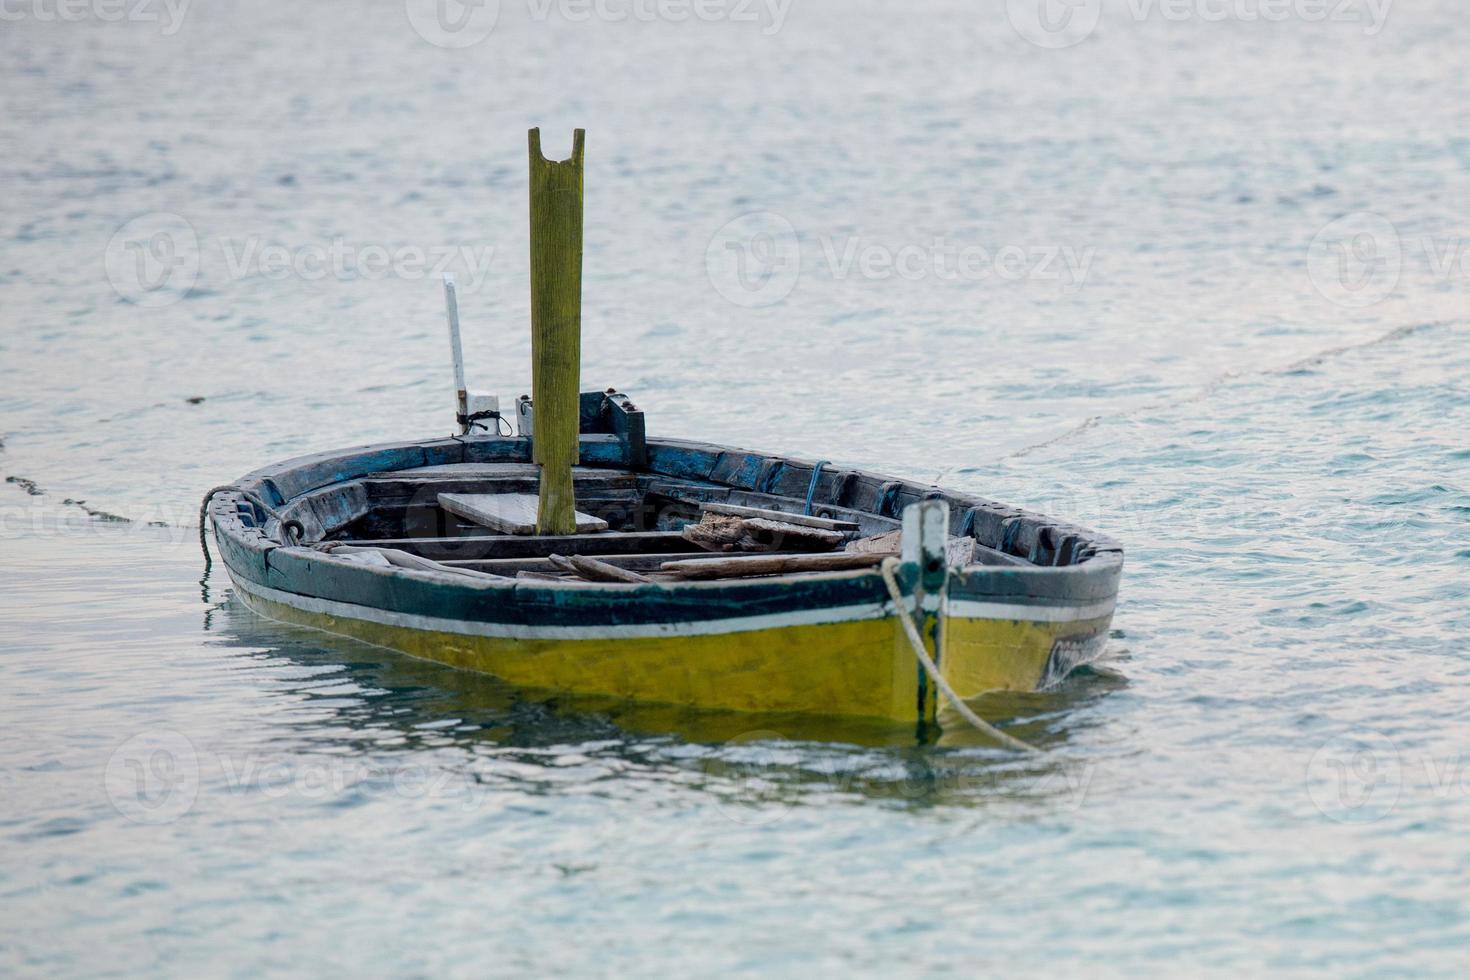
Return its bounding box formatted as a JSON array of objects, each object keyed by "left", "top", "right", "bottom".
[{"left": 438, "top": 492, "right": 609, "bottom": 535}]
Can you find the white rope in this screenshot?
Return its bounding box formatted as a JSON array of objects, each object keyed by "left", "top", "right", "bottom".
[{"left": 879, "top": 557, "right": 1039, "bottom": 754}]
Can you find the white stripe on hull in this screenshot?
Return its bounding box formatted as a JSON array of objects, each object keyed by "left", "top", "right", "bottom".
[
  {"left": 947, "top": 597, "right": 1116, "bottom": 623},
  {"left": 229, "top": 573, "right": 1113, "bottom": 642}
]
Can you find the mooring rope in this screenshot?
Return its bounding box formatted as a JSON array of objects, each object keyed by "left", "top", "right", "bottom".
[
  {"left": 878, "top": 557, "right": 1039, "bottom": 753},
  {"left": 802, "top": 460, "right": 830, "bottom": 516},
  {"left": 198, "top": 485, "right": 304, "bottom": 567}
]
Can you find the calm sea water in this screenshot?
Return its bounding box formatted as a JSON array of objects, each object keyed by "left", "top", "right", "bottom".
[{"left": 3, "top": 0, "right": 1469, "bottom": 974}]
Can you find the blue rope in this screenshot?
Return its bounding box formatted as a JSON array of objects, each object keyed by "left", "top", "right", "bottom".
[{"left": 803, "top": 460, "right": 830, "bottom": 516}]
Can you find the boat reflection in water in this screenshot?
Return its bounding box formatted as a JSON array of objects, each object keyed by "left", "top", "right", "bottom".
[{"left": 205, "top": 591, "right": 1127, "bottom": 815}]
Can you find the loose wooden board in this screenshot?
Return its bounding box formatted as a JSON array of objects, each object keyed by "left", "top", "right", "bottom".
[
  {"left": 661, "top": 551, "right": 889, "bottom": 580},
  {"left": 438, "top": 493, "right": 608, "bottom": 536},
  {"left": 700, "top": 502, "right": 859, "bottom": 533},
  {"left": 846, "top": 529, "right": 978, "bottom": 567}
]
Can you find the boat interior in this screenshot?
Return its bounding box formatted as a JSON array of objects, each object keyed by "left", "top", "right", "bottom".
[
  {"left": 262, "top": 463, "right": 1096, "bottom": 586},
  {"left": 223, "top": 391, "right": 1116, "bottom": 587}
]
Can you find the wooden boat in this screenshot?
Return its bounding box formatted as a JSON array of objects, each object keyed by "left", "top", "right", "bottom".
[
  {"left": 205, "top": 411, "right": 1122, "bottom": 731},
  {"left": 204, "top": 130, "right": 1123, "bottom": 739}
]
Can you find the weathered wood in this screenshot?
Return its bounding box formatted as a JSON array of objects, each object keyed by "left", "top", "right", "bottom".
[
  {"left": 579, "top": 390, "right": 647, "bottom": 467},
  {"left": 529, "top": 127, "right": 585, "bottom": 535},
  {"left": 846, "top": 529, "right": 902, "bottom": 555},
  {"left": 444, "top": 553, "right": 683, "bottom": 574},
  {"left": 605, "top": 392, "right": 646, "bottom": 467},
  {"left": 848, "top": 528, "right": 975, "bottom": 567},
  {"left": 946, "top": 536, "right": 977, "bottom": 567},
  {"left": 970, "top": 544, "right": 1031, "bottom": 567},
  {"left": 515, "top": 569, "right": 567, "bottom": 582},
  {"left": 566, "top": 553, "right": 652, "bottom": 584},
  {"left": 363, "top": 465, "right": 638, "bottom": 500},
  {"left": 680, "top": 513, "right": 843, "bottom": 554},
  {"left": 546, "top": 553, "right": 579, "bottom": 575},
  {"left": 660, "top": 551, "right": 890, "bottom": 580},
  {"left": 335, "top": 530, "right": 697, "bottom": 560},
  {"left": 739, "top": 518, "right": 844, "bottom": 551},
  {"left": 681, "top": 514, "right": 746, "bottom": 552},
  {"left": 544, "top": 552, "right": 648, "bottom": 584},
  {"left": 321, "top": 544, "right": 507, "bottom": 579},
  {"left": 438, "top": 493, "right": 607, "bottom": 536},
  {"left": 701, "top": 501, "right": 859, "bottom": 532},
  {"left": 646, "top": 482, "right": 897, "bottom": 536}
]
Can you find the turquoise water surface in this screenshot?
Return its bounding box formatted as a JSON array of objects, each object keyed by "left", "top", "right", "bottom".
[{"left": 3, "top": 1, "right": 1469, "bottom": 974}]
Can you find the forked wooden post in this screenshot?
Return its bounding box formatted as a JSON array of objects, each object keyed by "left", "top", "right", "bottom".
[{"left": 528, "top": 127, "right": 585, "bottom": 535}]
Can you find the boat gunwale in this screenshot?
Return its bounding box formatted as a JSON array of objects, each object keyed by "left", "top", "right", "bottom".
[{"left": 208, "top": 433, "right": 1123, "bottom": 624}]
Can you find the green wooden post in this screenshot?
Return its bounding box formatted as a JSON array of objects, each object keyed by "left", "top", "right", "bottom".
[{"left": 528, "top": 128, "right": 585, "bottom": 536}]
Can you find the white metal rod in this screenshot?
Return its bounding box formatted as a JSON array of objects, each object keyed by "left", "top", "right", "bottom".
[{"left": 443, "top": 274, "right": 469, "bottom": 434}]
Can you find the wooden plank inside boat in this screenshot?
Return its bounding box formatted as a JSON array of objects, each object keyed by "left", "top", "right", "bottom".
[
  {"left": 335, "top": 530, "right": 695, "bottom": 559},
  {"left": 438, "top": 492, "right": 609, "bottom": 535},
  {"left": 660, "top": 551, "right": 892, "bottom": 580},
  {"left": 680, "top": 512, "right": 846, "bottom": 553},
  {"left": 551, "top": 553, "right": 653, "bottom": 584},
  {"left": 700, "top": 501, "right": 859, "bottom": 532}
]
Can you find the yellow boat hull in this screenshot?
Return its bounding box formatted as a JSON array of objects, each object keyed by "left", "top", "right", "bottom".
[{"left": 232, "top": 574, "right": 1110, "bottom": 726}]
